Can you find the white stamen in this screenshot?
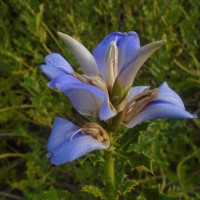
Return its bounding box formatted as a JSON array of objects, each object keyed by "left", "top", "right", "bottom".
[
  {"left": 105, "top": 41, "right": 119, "bottom": 90},
  {"left": 70, "top": 128, "right": 82, "bottom": 141}
]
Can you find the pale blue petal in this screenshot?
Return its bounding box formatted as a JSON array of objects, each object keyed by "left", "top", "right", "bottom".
[
  {"left": 99, "top": 97, "right": 116, "bottom": 121},
  {"left": 48, "top": 74, "right": 116, "bottom": 120},
  {"left": 93, "top": 32, "right": 123, "bottom": 80},
  {"left": 58, "top": 32, "right": 99, "bottom": 76},
  {"left": 118, "top": 40, "right": 166, "bottom": 88},
  {"left": 47, "top": 117, "right": 109, "bottom": 164},
  {"left": 93, "top": 32, "right": 140, "bottom": 81},
  {"left": 124, "top": 82, "right": 197, "bottom": 128},
  {"left": 125, "top": 101, "right": 196, "bottom": 128},
  {"left": 118, "top": 31, "right": 140, "bottom": 72},
  {"left": 40, "top": 64, "right": 66, "bottom": 80},
  {"left": 157, "top": 82, "right": 185, "bottom": 108},
  {"left": 47, "top": 117, "right": 80, "bottom": 153},
  {"left": 126, "top": 86, "right": 150, "bottom": 102},
  {"left": 40, "top": 53, "right": 74, "bottom": 80}
]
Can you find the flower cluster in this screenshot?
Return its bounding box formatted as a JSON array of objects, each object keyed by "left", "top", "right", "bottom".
[{"left": 41, "top": 31, "right": 196, "bottom": 165}]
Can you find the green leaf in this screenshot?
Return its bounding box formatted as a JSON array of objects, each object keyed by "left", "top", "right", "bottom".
[
  {"left": 143, "top": 186, "right": 178, "bottom": 200},
  {"left": 119, "top": 122, "right": 150, "bottom": 151},
  {"left": 38, "top": 187, "right": 74, "bottom": 200},
  {"left": 117, "top": 180, "right": 138, "bottom": 195},
  {"left": 143, "top": 186, "right": 160, "bottom": 200},
  {"left": 88, "top": 152, "right": 105, "bottom": 166},
  {"left": 82, "top": 185, "right": 105, "bottom": 199},
  {"left": 160, "top": 194, "right": 178, "bottom": 200},
  {"left": 115, "top": 151, "right": 153, "bottom": 172}
]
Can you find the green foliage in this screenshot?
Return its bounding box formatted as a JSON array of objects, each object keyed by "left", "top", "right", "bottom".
[
  {"left": 0, "top": 0, "right": 199, "bottom": 199},
  {"left": 38, "top": 187, "right": 75, "bottom": 200},
  {"left": 142, "top": 186, "right": 178, "bottom": 200},
  {"left": 82, "top": 185, "right": 105, "bottom": 199}
]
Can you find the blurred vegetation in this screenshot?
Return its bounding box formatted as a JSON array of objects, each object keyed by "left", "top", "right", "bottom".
[{"left": 0, "top": 0, "right": 199, "bottom": 199}]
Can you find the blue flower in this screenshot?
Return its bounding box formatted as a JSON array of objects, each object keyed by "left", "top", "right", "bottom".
[
  {"left": 93, "top": 31, "right": 166, "bottom": 89},
  {"left": 41, "top": 32, "right": 197, "bottom": 165},
  {"left": 41, "top": 31, "right": 196, "bottom": 124},
  {"left": 47, "top": 117, "right": 110, "bottom": 164},
  {"left": 40, "top": 32, "right": 165, "bottom": 120},
  {"left": 48, "top": 74, "right": 116, "bottom": 120},
  {"left": 123, "top": 82, "right": 196, "bottom": 128}
]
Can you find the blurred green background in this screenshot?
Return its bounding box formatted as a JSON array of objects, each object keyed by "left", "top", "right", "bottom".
[{"left": 0, "top": 0, "right": 199, "bottom": 199}]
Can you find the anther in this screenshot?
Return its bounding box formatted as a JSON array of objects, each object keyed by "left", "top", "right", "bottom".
[{"left": 124, "top": 88, "right": 159, "bottom": 123}]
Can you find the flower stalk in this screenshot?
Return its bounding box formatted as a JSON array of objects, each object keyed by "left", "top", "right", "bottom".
[
  {"left": 105, "top": 150, "right": 115, "bottom": 186},
  {"left": 104, "top": 147, "right": 118, "bottom": 200}
]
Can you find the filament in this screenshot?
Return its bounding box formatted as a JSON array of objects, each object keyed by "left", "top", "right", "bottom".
[{"left": 70, "top": 128, "right": 82, "bottom": 141}]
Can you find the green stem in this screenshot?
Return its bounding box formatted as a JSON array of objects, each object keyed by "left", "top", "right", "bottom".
[
  {"left": 105, "top": 151, "right": 115, "bottom": 186},
  {"left": 104, "top": 149, "right": 118, "bottom": 200}
]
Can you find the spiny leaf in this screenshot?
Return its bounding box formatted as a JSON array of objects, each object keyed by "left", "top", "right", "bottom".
[
  {"left": 143, "top": 186, "right": 178, "bottom": 200},
  {"left": 82, "top": 185, "right": 105, "bottom": 199},
  {"left": 117, "top": 180, "right": 138, "bottom": 195},
  {"left": 115, "top": 151, "right": 153, "bottom": 172},
  {"left": 38, "top": 186, "right": 74, "bottom": 200},
  {"left": 119, "top": 122, "right": 151, "bottom": 151}
]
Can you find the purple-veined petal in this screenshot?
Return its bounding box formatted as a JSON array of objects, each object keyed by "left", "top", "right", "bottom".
[
  {"left": 126, "top": 86, "right": 150, "bottom": 102},
  {"left": 118, "top": 40, "right": 166, "bottom": 88},
  {"left": 58, "top": 32, "right": 99, "bottom": 76},
  {"left": 118, "top": 31, "right": 140, "bottom": 72},
  {"left": 40, "top": 53, "right": 74, "bottom": 80},
  {"left": 93, "top": 32, "right": 123, "bottom": 80},
  {"left": 124, "top": 82, "right": 197, "bottom": 128},
  {"left": 48, "top": 74, "right": 116, "bottom": 120},
  {"left": 47, "top": 117, "right": 109, "bottom": 164}
]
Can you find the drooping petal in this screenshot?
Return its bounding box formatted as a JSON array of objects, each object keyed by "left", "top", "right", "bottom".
[
  {"left": 40, "top": 53, "right": 74, "bottom": 80},
  {"left": 47, "top": 117, "right": 80, "bottom": 153},
  {"left": 124, "top": 82, "right": 197, "bottom": 128},
  {"left": 47, "top": 117, "right": 109, "bottom": 164},
  {"left": 118, "top": 40, "right": 166, "bottom": 88},
  {"left": 48, "top": 74, "right": 116, "bottom": 120},
  {"left": 57, "top": 32, "right": 100, "bottom": 76},
  {"left": 93, "top": 32, "right": 123, "bottom": 80},
  {"left": 118, "top": 31, "right": 140, "bottom": 72},
  {"left": 126, "top": 86, "right": 150, "bottom": 102}
]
